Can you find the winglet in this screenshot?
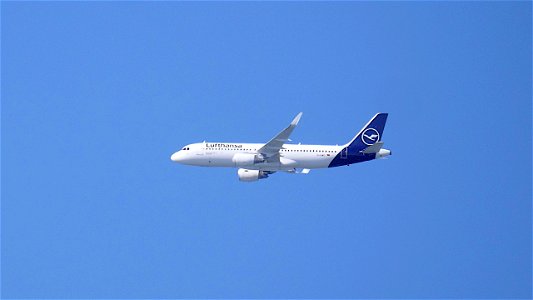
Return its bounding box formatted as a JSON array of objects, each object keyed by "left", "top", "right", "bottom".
[{"left": 291, "top": 112, "right": 303, "bottom": 126}]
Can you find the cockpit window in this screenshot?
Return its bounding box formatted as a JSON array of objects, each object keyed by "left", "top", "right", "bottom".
[{"left": 182, "top": 147, "right": 190, "bottom": 150}]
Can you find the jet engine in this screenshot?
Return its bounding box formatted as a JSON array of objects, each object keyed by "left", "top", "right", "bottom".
[
  {"left": 237, "top": 168, "right": 269, "bottom": 182},
  {"left": 232, "top": 153, "right": 264, "bottom": 167}
]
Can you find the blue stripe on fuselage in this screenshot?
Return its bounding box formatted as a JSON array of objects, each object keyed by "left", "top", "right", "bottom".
[{"left": 328, "top": 148, "right": 376, "bottom": 168}]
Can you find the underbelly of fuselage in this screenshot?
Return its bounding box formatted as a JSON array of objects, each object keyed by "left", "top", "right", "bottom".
[{"left": 203, "top": 153, "right": 334, "bottom": 171}]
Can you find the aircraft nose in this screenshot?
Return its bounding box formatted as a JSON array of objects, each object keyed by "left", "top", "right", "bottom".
[{"left": 171, "top": 151, "right": 182, "bottom": 162}]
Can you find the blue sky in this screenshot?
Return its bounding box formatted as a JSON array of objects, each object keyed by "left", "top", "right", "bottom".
[{"left": 2, "top": 2, "right": 531, "bottom": 298}]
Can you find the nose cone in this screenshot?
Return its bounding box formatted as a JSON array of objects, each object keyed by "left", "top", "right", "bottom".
[{"left": 171, "top": 151, "right": 182, "bottom": 162}]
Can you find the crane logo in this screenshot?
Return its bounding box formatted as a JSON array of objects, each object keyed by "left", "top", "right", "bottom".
[{"left": 361, "top": 128, "right": 380, "bottom": 145}]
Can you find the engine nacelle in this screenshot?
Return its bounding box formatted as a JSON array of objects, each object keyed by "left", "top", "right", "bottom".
[
  {"left": 232, "top": 153, "right": 264, "bottom": 167},
  {"left": 237, "top": 168, "right": 269, "bottom": 182}
]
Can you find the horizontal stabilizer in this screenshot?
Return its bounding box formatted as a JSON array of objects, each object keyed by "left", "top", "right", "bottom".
[{"left": 361, "top": 141, "right": 384, "bottom": 154}]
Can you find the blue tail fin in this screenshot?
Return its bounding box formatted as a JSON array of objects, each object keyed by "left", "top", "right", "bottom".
[{"left": 345, "top": 113, "right": 388, "bottom": 151}]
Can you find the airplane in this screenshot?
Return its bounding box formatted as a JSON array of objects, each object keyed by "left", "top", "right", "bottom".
[{"left": 170, "top": 113, "right": 391, "bottom": 182}]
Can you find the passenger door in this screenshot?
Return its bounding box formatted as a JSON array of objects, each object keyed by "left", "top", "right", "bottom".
[{"left": 340, "top": 147, "right": 348, "bottom": 159}]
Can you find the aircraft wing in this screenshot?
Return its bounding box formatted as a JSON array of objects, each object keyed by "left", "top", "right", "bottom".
[{"left": 258, "top": 112, "right": 302, "bottom": 158}]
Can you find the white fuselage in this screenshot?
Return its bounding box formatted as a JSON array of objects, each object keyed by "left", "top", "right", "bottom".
[
  {"left": 171, "top": 142, "right": 343, "bottom": 172},
  {"left": 170, "top": 112, "right": 391, "bottom": 181}
]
